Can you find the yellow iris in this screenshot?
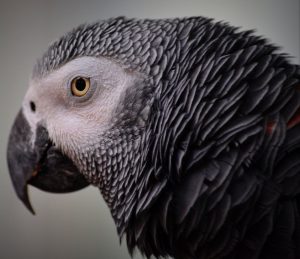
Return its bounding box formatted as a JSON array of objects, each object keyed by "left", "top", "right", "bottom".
[{"left": 71, "top": 77, "right": 90, "bottom": 97}]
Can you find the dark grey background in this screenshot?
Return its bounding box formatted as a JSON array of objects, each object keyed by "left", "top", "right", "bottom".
[{"left": 0, "top": 0, "right": 299, "bottom": 258}]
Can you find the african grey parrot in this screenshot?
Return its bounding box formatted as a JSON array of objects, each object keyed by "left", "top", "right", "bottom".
[{"left": 7, "top": 16, "right": 300, "bottom": 259}]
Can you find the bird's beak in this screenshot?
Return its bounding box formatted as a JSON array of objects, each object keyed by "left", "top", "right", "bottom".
[{"left": 7, "top": 110, "right": 89, "bottom": 214}]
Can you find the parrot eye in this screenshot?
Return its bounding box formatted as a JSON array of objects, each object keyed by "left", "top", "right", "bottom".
[{"left": 71, "top": 77, "right": 90, "bottom": 97}]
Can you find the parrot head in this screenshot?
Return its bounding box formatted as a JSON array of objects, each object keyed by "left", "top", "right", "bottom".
[
  {"left": 7, "top": 17, "right": 163, "bottom": 250},
  {"left": 7, "top": 18, "right": 155, "bottom": 223}
]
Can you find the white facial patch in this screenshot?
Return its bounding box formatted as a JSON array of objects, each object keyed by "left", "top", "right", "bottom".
[{"left": 22, "top": 56, "right": 143, "bottom": 157}]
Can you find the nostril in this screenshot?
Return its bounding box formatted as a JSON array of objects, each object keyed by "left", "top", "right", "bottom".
[{"left": 30, "top": 101, "right": 36, "bottom": 112}]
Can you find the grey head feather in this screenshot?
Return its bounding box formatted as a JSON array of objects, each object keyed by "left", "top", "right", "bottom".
[{"left": 33, "top": 16, "right": 300, "bottom": 259}]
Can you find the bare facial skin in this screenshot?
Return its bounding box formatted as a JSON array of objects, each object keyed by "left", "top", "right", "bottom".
[{"left": 23, "top": 56, "right": 141, "bottom": 157}]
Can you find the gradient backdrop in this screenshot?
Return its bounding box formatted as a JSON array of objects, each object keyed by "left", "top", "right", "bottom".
[{"left": 0, "top": 0, "right": 299, "bottom": 258}]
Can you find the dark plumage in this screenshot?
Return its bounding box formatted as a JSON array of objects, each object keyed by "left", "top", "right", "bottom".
[{"left": 7, "top": 16, "right": 300, "bottom": 259}]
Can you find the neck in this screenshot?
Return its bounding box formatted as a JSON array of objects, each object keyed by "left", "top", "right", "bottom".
[{"left": 81, "top": 126, "right": 151, "bottom": 234}]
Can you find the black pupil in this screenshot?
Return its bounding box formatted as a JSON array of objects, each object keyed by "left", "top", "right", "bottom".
[{"left": 75, "top": 78, "right": 86, "bottom": 91}]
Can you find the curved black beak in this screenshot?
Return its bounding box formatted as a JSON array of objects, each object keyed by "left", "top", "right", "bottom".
[{"left": 7, "top": 110, "right": 89, "bottom": 214}]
